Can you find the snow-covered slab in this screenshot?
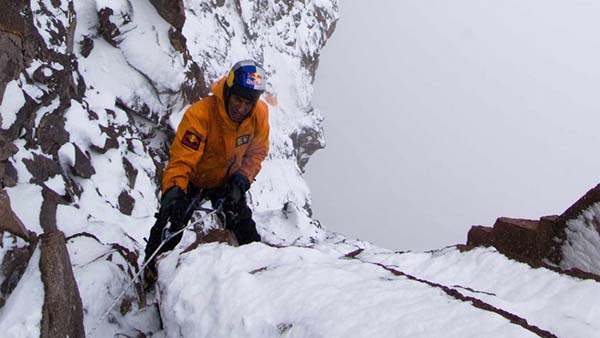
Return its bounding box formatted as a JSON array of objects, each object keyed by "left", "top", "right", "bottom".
[
  {"left": 0, "top": 244, "right": 43, "bottom": 338},
  {"left": 561, "top": 201, "right": 600, "bottom": 275},
  {"left": 360, "top": 247, "right": 600, "bottom": 338},
  {"left": 6, "top": 183, "right": 43, "bottom": 235},
  {"left": 254, "top": 197, "right": 325, "bottom": 247},
  {"left": 158, "top": 243, "right": 537, "bottom": 338},
  {"left": 68, "top": 235, "right": 160, "bottom": 337},
  {"left": 251, "top": 158, "right": 311, "bottom": 213}
]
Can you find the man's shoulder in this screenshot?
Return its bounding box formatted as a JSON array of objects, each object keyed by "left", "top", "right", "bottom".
[
  {"left": 190, "top": 95, "right": 217, "bottom": 111},
  {"left": 253, "top": 99, "right": 269, "bottom": 120},
  {"left": 187, "top": 96, "right": 217, "bottom": 118}
]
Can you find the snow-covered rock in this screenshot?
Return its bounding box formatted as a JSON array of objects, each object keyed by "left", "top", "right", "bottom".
[
  {"left": 158, "top": 244, "right": 541, "bottom": 338},
  {"left": 0, "top": 0, "right": 338, "bottom": 335}
]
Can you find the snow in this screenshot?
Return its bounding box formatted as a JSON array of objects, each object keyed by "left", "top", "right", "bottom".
[
  {"left": 168, "top": 104, "right": 190, "bottom": 131},
  {"left": 358, "top": 247, "right": 600, "bottom": 338},
  {"left": 251, "top": 159, "right": 311, "bottom": 213},
  {"left": 0, "top": 80, "right": 24, "bottom": 130},
  {"left": 78, "top": 36, "right": 166, "bottom": 118},
  {"left": 57, "top": 142, "right": 76, "bottom": 172},
  {"left": 6, "top": 183, "right": 44, "bottom": 235},
  {"left": 44, "top": 175, "right": 66, "bottom": 195},
  {"left": 63, "top": 101, "right": 107, "bottom": 149},
  {"left": 68, "top": 235, "right": 160, "bottom": 336},
  {"left": 18, "top": 70, "right": 46, "bottom": 104},
  {"left": 102, "top": 0, "right": 187, "bottom": 93},
  {"left": 561, "top": 202, "right": 600, "bottom": 275},
  {"left": 0, "top": 244, "right": 43, "bottom": 338},
  {"left": 158, "top": 243, "right": 537, "bottom": 338}
]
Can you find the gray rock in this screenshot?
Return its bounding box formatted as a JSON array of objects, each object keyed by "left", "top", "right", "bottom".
[
  {"left": 118, "top": 190, "right": 135, "bottom": 216},
  {"left": 39, "top": 230, "right": 85, "bottom": 338},
  {"left": 72, "top": 144, "right": 95, "bottom": 179}
]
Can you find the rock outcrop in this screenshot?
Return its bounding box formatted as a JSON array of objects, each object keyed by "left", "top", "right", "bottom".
[
  {"left": 39, "top": 230, "right": 84, "bottom": 338},
  {"left": 467, "top": 216, "right": 558, "bottom": 265},
  {"left": 467, "top": 184, "right": 600, "bottom": 277}
]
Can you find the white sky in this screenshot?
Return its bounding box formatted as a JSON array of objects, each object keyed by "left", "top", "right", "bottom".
[{"left": 305, "top": 0, "right": 600, "bottom": 251}]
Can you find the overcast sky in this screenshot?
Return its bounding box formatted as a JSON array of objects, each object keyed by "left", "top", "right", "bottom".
[{"left": 305, "top": 1, "right": 600, "bottom": 251}]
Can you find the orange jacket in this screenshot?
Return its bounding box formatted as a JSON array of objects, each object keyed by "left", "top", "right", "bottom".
[{"left": 161, "top": 76, "right": 270, "bottom": 193}]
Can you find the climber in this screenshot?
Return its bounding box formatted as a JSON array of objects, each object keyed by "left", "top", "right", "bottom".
[{"left": 143, "top": 60, "right": 270, "bottom": 286}]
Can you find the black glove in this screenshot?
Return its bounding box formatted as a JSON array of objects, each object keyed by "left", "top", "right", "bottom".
[
  {"left": 227, "top": 173, "right": 250, "bottom": 204},
  {"left": 159, "top": 186, "right": 187, "bottom": 225}
]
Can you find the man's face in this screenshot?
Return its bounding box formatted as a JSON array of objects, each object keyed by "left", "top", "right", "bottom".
[{"left": 228, "top": 94, "right": 254, "bottom": 123}]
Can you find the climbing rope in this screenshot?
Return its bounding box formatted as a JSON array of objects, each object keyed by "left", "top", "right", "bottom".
[{"left": 85, "top": 198, "right": 225, "bottom": 338}]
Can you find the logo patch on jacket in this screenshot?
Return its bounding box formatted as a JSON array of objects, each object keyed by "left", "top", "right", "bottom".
[
  {"left": 236, "top": 135, "right": 250, "bottom": 147},
  {"left": 182, "top": 130, "right": 202, "bottom": 150}
]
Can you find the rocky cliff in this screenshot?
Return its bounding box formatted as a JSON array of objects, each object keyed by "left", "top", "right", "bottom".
[{"left": 0, "top": 0, "right": 337, "bottom": 336}]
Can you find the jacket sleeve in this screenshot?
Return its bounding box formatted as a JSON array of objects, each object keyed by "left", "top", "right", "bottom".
[
  {"left": 161, "top": 105, "right": 208, "bottom": 193},
  {"left": 238, "top": 104, "right": 270, "bottom": 182}
]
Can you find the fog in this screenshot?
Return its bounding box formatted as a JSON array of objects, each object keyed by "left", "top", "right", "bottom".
[{"left": 305, "top": 1, "right": 600, "bottom": 251}]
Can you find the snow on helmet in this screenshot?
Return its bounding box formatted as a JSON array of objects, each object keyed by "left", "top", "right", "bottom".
[{"left": 223, "top": 60, "right": 266, "bottom": 104}]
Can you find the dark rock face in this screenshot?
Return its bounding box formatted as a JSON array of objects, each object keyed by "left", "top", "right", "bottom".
[
  {"left": 467, "top": 216, "right": 557, "bottom": 264},
  {"left": 183, "top": 229, "right": 239, "bottom": 254},
  {"left": 150, "top": 0, "right": 186, "bottom": 30},
  {"left": 37, "top": 107, "right": 71, "bottom": 154},
  {"left": 123, "top": 157, "right": 138, "bottom": 188},
  {"left": 39, "top": 230, "right": 85, "bottom": 338},
  {"left": 79, "top": 35, "right": 94, "bottom": 58},
  {"left": 98, "top": 7, "right": 127, "bottom": 47},
  {"left": 291, "top": 125, "right": 325, "bottom": 172},
  {"left": 182, "top": 61, "right": 208, "bottom": 104},
  {"left": 72, "top": 144, "right": 95, "bottom": 178},
  {"left": 0, "top": 136, "right": 19, "bottom": 188},
  {"left": 0, "top": 0, "right": 29, "bottom": 102},
  {"left": 118, "top": 190, "right": 135, "bottom": 215},
  {"left": 0, "top": 33, "right": 24, "bottom": 103},
  {"left": 23, "top": 153, "right": 62, "bottom": 185},
  {"left": 40, "top": 186, "right": 66, "bottom": 232}
]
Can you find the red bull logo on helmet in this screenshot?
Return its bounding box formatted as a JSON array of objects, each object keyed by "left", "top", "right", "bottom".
[{"left": 246, "top": 72, "right": 264, "bottom": 89}]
